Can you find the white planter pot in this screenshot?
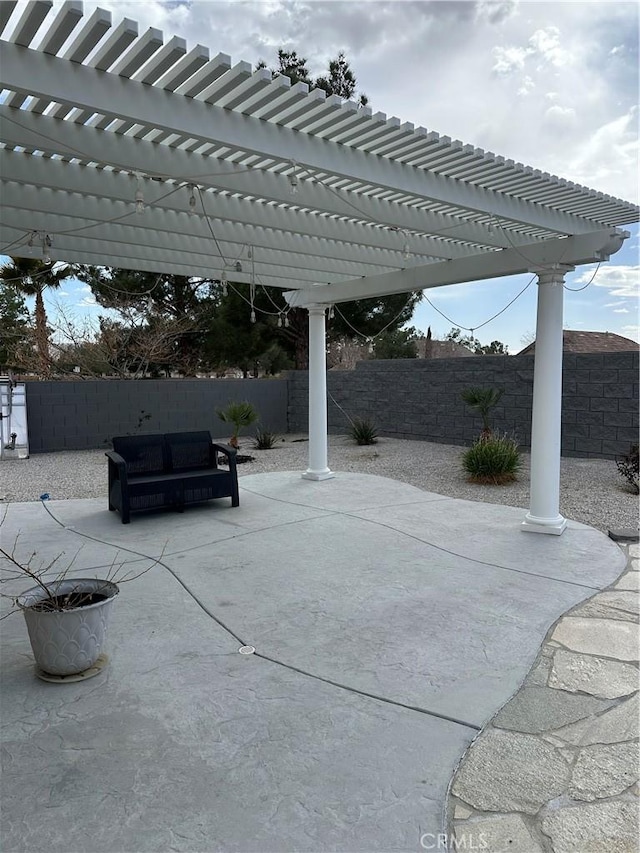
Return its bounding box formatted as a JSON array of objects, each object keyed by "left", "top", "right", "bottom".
[{"left": 17, "top": 578, "right": 119, "bottom": 676}]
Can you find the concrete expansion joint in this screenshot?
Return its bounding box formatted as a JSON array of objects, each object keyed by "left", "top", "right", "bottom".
[{"left": 447, "top": 542, "right": 639, "bottom": 852}]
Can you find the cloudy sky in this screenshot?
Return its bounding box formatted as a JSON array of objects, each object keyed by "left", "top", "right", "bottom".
[{"left": 13, "top": 0, "right": 640, "bottom": 349}]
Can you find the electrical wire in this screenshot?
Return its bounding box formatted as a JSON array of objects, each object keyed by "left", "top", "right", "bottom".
[
  {"left": 563, "top": 263, "right": 601, "bottom": 291},
  {"left": 331, "top": 291, "right": 418, "bottom": 343},
  {"left": 422, "top": 275, "right": 535, "bottom": 334}
]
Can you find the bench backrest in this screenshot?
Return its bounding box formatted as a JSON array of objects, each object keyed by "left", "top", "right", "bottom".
[
  {"left": 165, "top": 431, "right": 214, "bottom": 472},
  {"left": 112, "top": 434, "right": 166, "bottom": 475}
]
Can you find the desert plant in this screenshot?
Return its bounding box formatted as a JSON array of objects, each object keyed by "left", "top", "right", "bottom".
[
  {"left": 462, "top": 433, "right": 521, "bottom": 484},
  {"left": 216, "top": 400, "right": 259, "bottom": 448},
  {"left": 616, "top": 443, "right": 639, "bottom": 494},
  {"left": 253, "top": 427, "right": 280, "bottom": 450},
  {"left": 349, "top": 417, "right": 378, "bottom": 446},
  {"left": 461, "top": 387, "right": 504, "bottom": 440}
]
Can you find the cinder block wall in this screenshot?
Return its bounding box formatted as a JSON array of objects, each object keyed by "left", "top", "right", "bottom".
[
  {"left": 25, "top": 379, "right": 289, "bottom": 453},
  {"left": 288, "top": 351, "right": 639, "bottom": 459}
]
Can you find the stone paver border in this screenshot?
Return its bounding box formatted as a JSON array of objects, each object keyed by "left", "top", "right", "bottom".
[{"left": 446, "top": 542, "right": 639, "bottom": 853}]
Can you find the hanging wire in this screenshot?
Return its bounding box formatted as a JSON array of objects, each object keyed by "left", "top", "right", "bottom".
[
  {"left": 421, "top": 275, "right": 535, "bottom": 334},
  {"left": 563, "top": 263, "right": 602, "bottom": 291},
  {"left": 331, "top": 290, "right": 418, "bottom": 343}
]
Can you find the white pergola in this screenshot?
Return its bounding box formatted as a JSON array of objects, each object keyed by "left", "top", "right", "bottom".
[{"left": 1, "top": 1, "right": 638, "bottom": 534}]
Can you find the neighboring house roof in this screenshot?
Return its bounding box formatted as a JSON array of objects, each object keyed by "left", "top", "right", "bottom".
[
  {"left": 518, "top": 330, "right": 640, "bottom": 355},
  {"left": 415, "top": 338, "right": 477, "bottom": 358}
]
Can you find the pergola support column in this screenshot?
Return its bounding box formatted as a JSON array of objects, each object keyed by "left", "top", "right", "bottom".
[
  {"left": 302, "top": 304, "right": 334, "bottom": 481},
  {"left": 522, "top": 265, "right": 574, "bottom": 535}
]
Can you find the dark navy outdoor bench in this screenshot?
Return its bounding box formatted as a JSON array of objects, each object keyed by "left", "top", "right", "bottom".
[{"left": 106, "top": 431, "right": 239, "bottom": 524}]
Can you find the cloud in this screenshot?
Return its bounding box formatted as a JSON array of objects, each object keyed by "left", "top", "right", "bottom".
[
  {"left": 613, "top": 308, "right": 630, "bottom": 313},
  {"left": 574, "top": 264, "right": 640, "bottom": 298},
  {"left": 621, "top": 325, "right": 640, "bottom": 342},
  {"left": 543, "top": 104, "right": 577, "bottom": 133},
  {"left": 565, "top": 107, "right": 640, "bottom": 201},
  {"left": 475, "top": 1, "right": 517, "bottom": 26},
  {"left": 78, "top": 296, "right": 98, "bottom": 307}
]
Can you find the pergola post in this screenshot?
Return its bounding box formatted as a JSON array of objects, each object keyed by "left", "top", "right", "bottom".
[
  {"left": 522, "top": 265, "right": 574, "bottom": 535},
  {"left": 302, "top": 304, "right": 334, "bottom": 481}
]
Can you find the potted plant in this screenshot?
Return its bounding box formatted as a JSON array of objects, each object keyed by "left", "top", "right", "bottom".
[{"left": 1, "top": 537, "right": 152, "bottom": 682}]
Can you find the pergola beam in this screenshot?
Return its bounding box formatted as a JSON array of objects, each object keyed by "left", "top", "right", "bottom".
[
  {"left": 0, "top": 184, "right": 427, "bottom": 276},
  {"left": 284, "top": 229, "right": 629, "bottom": 306},
  {"left": 0, "top": 150, "right": 478, "bottom": 262},
  {"left": 0, "top": 107, "right": 545, "bottom": 252},
  {"left": 0, "top": 40, "right": 612, "bottom": 236}
]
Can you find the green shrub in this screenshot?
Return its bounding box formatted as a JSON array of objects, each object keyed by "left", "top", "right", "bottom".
[
  {"left": 216, "top": 400, "right": 259, "bottom": 448},
  {"left": 462, "top": 433, "right": 521, "bottom": 484},
  {"left": 349, "top": 417, "right": 378, "bottom": 446},
  {"left": 616, "top": 443, "right": 639, "bottom": 494},
  {"left": 461, "top": 387, "right": 504, "bottom": 439},
  {"left": 253, "top": 427, "right": 280, "bottom": 450}
]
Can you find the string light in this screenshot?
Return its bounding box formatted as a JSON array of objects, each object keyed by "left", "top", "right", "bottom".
[
  {"left": 187, "top": 184, "right": 197, "bottom": 215},
  {"left": 277, "top": 314, "right": 283, "bottom": 327},
  {"left": 288, "top": 160, "right": 299, "bottom": 195},
  {"left": 135, "top": 174, "right": 145, "bottom": 215},
  {"left": 221, "top": 270, "right": 228, "bottom": 297},
  {"left": 284, "top": 314, "right": 290, "bottom": 328},
  {"left": 250, "top": 309, "right": 256, "bottom": 323},
  {"left": 27, "top": 231, "right": 35, "bottom": 255},
  {"left": 42, "top": 234, "right": 52, "bottom": 264},
  {"left": 235, "top": 260, "right": 243, "bottom": 273}
]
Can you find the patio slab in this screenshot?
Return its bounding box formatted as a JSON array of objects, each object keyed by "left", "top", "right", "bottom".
[{"left": 0, "top": 472, "right": 627, "bottom": 852}]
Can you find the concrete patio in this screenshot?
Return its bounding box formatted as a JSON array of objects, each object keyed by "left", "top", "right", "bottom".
[{"left": 0, "top": 471, "right": 628, "bottom": 852}]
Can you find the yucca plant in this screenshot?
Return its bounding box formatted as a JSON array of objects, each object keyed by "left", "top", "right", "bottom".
[
  {"left": 615, "top": 443, "right": 639, "bottom": 494},
  {"left": 461, "top": 387, "right": 504, "bottom": 440},
  {"left": 462, "top": 433, "right": 521, "bottom": 484},
  {"left": 253, "top": 427, "right": 280, "bottom": 450},
  {"left": 216, "top": 401, "right": 259, "bottom": 448},
  {"left": 349, "top": 417, "right": 378, "bottom": 446}
]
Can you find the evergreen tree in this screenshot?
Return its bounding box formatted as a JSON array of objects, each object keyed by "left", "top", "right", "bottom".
[
  {"left": 75, "top": 267, "right": 220, "bottom": 375},
  {"left": 446, "top": 327, "right": 509, "bottom": 355},
  {"left": 0, "top": 258, "right": 73, "bottom": 377},
  {"left": 0, "top": 282, "right": 31, "bottom": 371}
]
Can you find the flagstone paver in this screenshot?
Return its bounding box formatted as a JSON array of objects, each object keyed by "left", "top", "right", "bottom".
[
  {"left": 550, "top": 616, "right": 639, "bottom": 661},
  {"left": 548, "top": 647, "right": 638, "bottom": 698},
  {"left": 492, "top": 686, "right": 615, "bottom": 733},
  {"left": 540, "top": 800, "right": 639, "bottom": 853},
  {"left": 448, "top": 542, "right": 640, "bottom": 853},
  {"left": 615, "top": 571, "right": 640, "bottom": 591},
  {"left": 550, "top": 693, "right": 639, "bottom": 745},
  {"left": 452, "top": 813, "right": 544, "bottom": 853},
  {"left": 569, "top": 741, "right": 639, "bottom": 801}
]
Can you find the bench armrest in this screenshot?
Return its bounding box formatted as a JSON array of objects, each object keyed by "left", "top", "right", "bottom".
[
  {"left": 211, "top": 442, "right": 238, "bottom": 474},
  {"left": 105, "top": 450, "right": 128, "bottom": 482},
  {"left": 212, "top": 442, "right": 237, "bottom": 457}
]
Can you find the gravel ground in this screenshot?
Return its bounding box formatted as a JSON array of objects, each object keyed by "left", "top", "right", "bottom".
[{"left": 0, "top": 434, "right": 637, "bottom": 534}]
